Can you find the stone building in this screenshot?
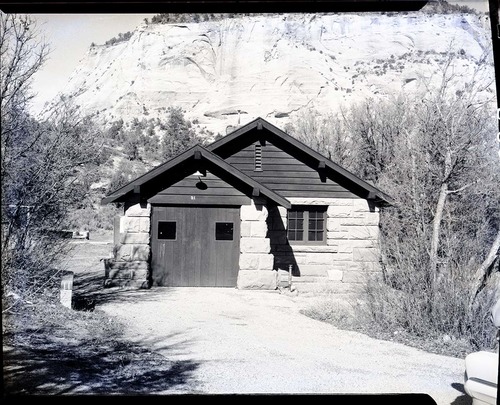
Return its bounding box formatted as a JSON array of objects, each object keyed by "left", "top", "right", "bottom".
[{"left": 101, "top": 117, "right": 392, "bottom": 293}]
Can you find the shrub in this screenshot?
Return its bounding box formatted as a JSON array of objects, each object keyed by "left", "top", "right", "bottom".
[
  {"left": 160, "top": 106, "right": 200, "bottom": 160},
  {"left": 107, "top": 160, "right": 148, "bottom": 194},
  {"left": 65, "top": 205, "right": 121, "bottom": 232}
]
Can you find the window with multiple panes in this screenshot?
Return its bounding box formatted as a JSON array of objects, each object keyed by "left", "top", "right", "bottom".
[{"left": 287, "top": 206, "right": 326, "bottom": 244}]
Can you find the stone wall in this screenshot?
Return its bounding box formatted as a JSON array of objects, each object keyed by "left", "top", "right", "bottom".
[
  {"left": 326, "top": 198, "right": 381, "bottom": 284},
  {"left": 104, "top": 202, "right": 151, "bottom": 288},
  {"left": 270, "top": 197, "right": 381, "bottom": 292},
  {"left": 237, "top": 197, "right": 277, "bottom": 290},
  {"left": 103, "top": 197, "right": 380, "bottom": 291}
]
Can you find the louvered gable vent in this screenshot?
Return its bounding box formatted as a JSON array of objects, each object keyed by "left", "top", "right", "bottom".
[{"left": 254, "top": 144, "right": 262, "bottom": 171}]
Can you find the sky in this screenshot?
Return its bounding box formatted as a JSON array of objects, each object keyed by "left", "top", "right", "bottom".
[
  {"left": 16, "top": 1, "right": 493, "bottom": 115},
  {"left": 28, "top": 14, "right": 157, "bottom": 114}
]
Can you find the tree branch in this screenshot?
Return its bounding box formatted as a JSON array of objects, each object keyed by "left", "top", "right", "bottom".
[{"left": 447, "top": 183, "right": 473, "bottom": 195}]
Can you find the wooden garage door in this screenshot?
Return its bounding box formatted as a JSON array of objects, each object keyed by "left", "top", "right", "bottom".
[{"left": 151, "top": 206, "right": 240, "bottom": 287}]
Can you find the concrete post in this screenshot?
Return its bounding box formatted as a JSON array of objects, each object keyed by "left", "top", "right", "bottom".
[{"left": 60, "top": 273, "right": 74, "bottom": 309}]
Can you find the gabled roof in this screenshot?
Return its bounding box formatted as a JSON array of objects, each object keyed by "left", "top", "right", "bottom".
[
  {"left": 101, "top": 144, "right": 291, "bottom": 208},
  {"left": 207, "top": 117, "right": 393, "bottom": 206}
]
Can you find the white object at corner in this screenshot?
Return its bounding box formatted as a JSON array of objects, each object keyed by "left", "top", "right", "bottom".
[{"left": 463, "top": 299, "right": 500, "bottom": 405}]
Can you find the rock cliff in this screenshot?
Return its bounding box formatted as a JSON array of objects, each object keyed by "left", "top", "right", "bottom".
[{"left": 46, "top": 12, "right": 494, "bottom": 136}]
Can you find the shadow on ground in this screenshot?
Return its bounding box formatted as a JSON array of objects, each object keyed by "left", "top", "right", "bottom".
[
  {"left": 2, "top": 329, "right": 201, "bottom": 395},
  {"left": 3, "top": 264, "right": 202, "bottom": 395},
  {"left": 71, "top": 271, "right": 179, "bottom": 311},
  {"left": 450, "top": 383, "right": 472, "bottom": 405}
]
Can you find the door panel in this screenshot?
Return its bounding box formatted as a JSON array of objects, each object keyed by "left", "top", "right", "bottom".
[{"left": 151, "top": 206, "right": 240, "bottom": 287}]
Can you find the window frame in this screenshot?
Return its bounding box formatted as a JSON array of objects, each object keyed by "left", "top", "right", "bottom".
[
  {"left": 157, "top": 221, "right": 177, "bottom": 240},
  {"left": 287, "top": 206, "right": 327, "bottom": 246},
  {"left": 215, "top": 221, "right": 235, "bottom": 241}
]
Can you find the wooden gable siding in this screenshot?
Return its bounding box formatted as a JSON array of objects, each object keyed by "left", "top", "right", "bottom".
[
  {"left": 148, "top": 171, "right": 251, "bottom": 205},
  {"left": 225, "top": 141, "right": 358, "bottom": 199}
]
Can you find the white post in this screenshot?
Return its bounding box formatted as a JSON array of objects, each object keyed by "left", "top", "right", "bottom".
[{"left": 60, "top": 273, "right": 74, "bottom": 309}]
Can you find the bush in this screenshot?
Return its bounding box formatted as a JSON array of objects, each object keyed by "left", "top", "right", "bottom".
[
  {"left": 361, "top": 270, "right": 499, "bottom": 355},
  {"left": 292, "top": 70, "right": 499, "bottom": 356},
  {"left": 160, "top": 106, "right": 200, "bottom": 160},
  {"left": 108, "top": 160, "right": 136, "bottom": 192},
  {"left": 65, "top": 205, "right": 121, "bottom": 232},
  {"left": 104, "top": 31, "right": 132, "bottom": 46}
]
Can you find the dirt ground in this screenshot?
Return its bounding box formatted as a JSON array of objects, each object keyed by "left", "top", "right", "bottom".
[
  {"left": 52, "top": 232, "right": 472, "bottom": 403},
  {"left": 2, "top": 231, "right": 474, "bottom": 403},
  {"left": 91, "top": 286, "right": 470, "bottom": 403}
]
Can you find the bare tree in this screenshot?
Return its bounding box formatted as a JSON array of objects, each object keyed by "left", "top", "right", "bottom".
[
  {"left": 1, "top": 13, "right": 50, "bottom": 179},
  {"left": 373, "top": 55, "right": 498, "bottom": 345},
  {"left": 286, "top": 51, "right": 499, "bottom": 347},
  {"left": 420, "top": 53, "right": 497, "bottom": 285},
  {"left": 1, "top": 14, "right": 107, "bottom": 305},
  {"left": 285, "top": 108, "right": 358, "bottom": 171}
]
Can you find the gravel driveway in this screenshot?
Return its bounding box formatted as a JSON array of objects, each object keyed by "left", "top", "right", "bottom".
[{"left": 97, "top": 286, "right": 469, "bottom": 403}]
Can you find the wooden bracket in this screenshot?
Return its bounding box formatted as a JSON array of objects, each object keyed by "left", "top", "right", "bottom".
[
  {"left": 133, "top": 185, "right": 140, "bottom": 194},
  {"left": 252, "top": 187, "right": 260, "bottom": 197},
  {"left": 367, "top": 192, "right": 377, "bottom": 212},
  {"left": 318, "top": 161, "right": 326, "bottom": 170}
]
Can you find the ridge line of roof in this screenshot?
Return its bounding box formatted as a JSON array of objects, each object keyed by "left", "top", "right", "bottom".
[{"left": 208, "top": 117, "right": 393, "bottom": 204}]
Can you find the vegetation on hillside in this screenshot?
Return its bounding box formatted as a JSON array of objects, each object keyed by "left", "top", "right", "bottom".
[
  {"left": 104, "top": 31, "right": 132, "bottom": 46},
  {"left": 147, "top": 12, "right": 271, "bottom": 25},
  {"left": 97, "top": 1, "right": 484, "bottom": 48},
  {"left": 143, "top": 0, "right": 481, "bottom": 27},
  {"left": 421, "top": 0, "right": 483, "bottom": 15},
  {"left": 102, "top": 106, "right": 211, "bottom": 188}
]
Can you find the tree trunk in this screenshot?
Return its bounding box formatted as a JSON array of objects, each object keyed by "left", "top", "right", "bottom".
[
  {"left": 430, "top": 182, "right": 448, "bottom": 284},
  {"left": 468, "top": 227, "right": 500, "bottom": 310}
]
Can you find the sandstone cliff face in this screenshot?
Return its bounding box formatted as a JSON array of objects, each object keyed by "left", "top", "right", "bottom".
[{"left": 48, "top": 12, "right": 494, "bottom": 136}]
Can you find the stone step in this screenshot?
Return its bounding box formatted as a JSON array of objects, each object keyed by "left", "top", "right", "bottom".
[
  {"left": 103, "top": 279, "right": 150, "bottom": 288},
  {"left": 291, "top": 279, "right": 364, "bottom": 295}
]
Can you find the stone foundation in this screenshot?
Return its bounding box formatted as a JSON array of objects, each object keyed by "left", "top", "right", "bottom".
[
  {"left": 103, "top": 201, "right": 151, "bottom": 288},
  {"left": 103, "top": 259, "right": 150, "bottom": 288}
]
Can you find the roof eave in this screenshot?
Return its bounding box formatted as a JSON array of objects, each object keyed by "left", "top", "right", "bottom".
[
  {"left": 101, "top": 144, "right": 206, "bottom": 205},
  {"left": 101, "top": 144, "right": 291, "bottom": 209},
  {"left": 201, "top": 147, "right": 291, "bottom": 209}
]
